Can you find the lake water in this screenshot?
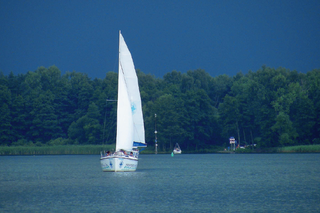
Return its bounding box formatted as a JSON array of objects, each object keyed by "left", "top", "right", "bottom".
[{"left": 1, "top": 154, "right": 320, "bottom": 212}]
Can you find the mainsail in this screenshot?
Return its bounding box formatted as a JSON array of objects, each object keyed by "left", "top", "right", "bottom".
[{"left": 116, "top": 32, "right": 146, "bottom": 151}]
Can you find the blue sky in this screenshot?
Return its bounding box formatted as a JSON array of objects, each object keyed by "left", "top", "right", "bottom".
[{"left": 1, "top": 0, "right": 320, "bottom": 79}]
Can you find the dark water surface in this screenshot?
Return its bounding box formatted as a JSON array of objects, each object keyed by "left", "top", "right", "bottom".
[{"left": 1, "top": 154, "right": 320, "bottom": 212}]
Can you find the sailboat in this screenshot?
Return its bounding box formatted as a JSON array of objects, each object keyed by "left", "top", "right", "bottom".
[
  {"left": 100, "top": 31, "right": 147, "bottom": 172},
  {"left": 173, "top": 143, "right": 182, "bottom": 154}
]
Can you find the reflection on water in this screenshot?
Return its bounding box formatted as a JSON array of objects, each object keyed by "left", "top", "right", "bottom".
[{"left": 1, "top": 154, "right": 320, "bottom": 212}]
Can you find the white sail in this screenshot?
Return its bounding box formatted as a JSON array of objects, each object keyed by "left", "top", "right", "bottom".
[
  {"left": 116, "top": 57, "right": 133, "bottom": 151},
  {"left": 118, "top": 33, "right": 145, "bottom": 146}
]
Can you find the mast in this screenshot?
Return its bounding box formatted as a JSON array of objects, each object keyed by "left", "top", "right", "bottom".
[{"left": 155, "top": 113, "right": 157, "bottom": 154}]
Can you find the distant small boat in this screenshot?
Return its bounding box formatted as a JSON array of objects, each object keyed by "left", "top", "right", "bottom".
[
  {"left": 173, "top": 143, "right": 182, "bottom": 154},
  {"left": 100, "top": 31, "right": 147, "bottom": 172}
]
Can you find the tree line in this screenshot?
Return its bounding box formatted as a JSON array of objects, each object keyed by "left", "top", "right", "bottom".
[{"left": 0, "top": 65, "right": 319, "bottom": 151}]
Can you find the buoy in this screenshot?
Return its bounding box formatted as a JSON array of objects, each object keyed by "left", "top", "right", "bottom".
[{"left": 171, "top": 152, "right": 174, "bottom": 157}]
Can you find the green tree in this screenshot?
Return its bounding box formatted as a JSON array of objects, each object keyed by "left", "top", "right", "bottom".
[
  {"left": 10, "top": 95, "right": 27, "bottom": 141},
  {"left": 0, "top": 85, "right": 12, "bottom": 145},
  {"left": 218, "top": 95, "right": 241, "bottom": 143},
  {"left": 183, "top": 88, "right": 219, "bottom": 150},
  {"left": 209, "top": 74, "right": 232, "bottom": 108},
  {"left": 306, "top": 69, "right": 320, "bottom": 142},
  {"left": 29, "top": 91, "right": 61, "bottom": 143},
  {"left": 290, "top": 95, "right": 315, "bottom": 144},
  {"left": 0, "top": 103, "right": 12, "bottom": 145},
  {"left": 230, "top": 75, "right": 262, "bottom": 146},
  {"left": 68, "top": 102, "right": 102, "bottom": 144},
  {"left": 151, "top": 94, "right": 186, "bottom": 151},
  {"left": 271, "top": 112, "right": 298, "bottom": 146}
]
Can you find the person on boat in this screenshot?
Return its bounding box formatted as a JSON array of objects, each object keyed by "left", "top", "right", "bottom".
[
  {"left": 130, "top": 152, "right": 133, "bottom": 157},
  {"left": 106, "top": 151, "right": 110, "bottom": 156},
  {"left": 120, "top": 149, "right": 127, "bottom": 155}
]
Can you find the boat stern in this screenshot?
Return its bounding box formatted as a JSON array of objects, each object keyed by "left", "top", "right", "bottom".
[{"left": 100, "top": 156, "right": 138, "bottom": 172}]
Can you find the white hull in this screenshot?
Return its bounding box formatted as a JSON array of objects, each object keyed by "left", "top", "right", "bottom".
[
  {"left": 100, "top": 156, "right": 138, "bottom": 172},
  {"left": 173, "top": 149, "right": 182, "bottom": 154}
]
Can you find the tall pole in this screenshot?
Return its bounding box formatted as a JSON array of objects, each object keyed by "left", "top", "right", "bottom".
[{"left": 155, "top": 113, "right": 157, "bottom": 154}]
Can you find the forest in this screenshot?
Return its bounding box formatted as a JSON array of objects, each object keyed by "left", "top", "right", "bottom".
[{"left": 0, "top": 65, "right": 319, "bottom": 152}]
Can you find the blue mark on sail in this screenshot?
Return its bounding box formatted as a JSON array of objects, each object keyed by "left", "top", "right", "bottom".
[{"left": 131, "top": 103, "right": 136, "bottom": 114}]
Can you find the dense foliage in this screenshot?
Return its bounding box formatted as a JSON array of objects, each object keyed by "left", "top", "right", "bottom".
[{"left": 1, "top": 66, "right": 319, "bottom": 151}]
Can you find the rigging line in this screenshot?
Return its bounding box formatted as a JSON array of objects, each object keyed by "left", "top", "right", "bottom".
[{"left": 119, "top": 63, "right": 130, "bottom": 93}]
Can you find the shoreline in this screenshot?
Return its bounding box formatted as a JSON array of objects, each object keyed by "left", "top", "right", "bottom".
[{"left": 1, "top": 144, "right": 320, "bottom": 156}]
